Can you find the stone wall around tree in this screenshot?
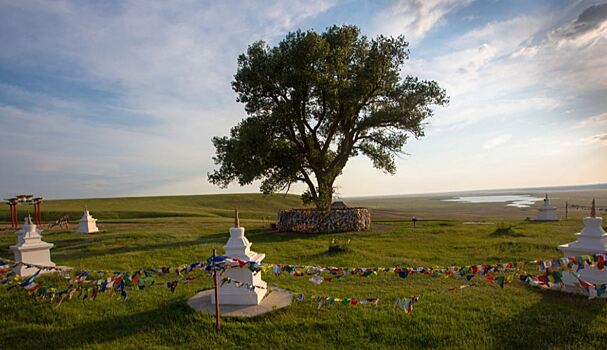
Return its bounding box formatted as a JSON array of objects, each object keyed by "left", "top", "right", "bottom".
[{"left": 276, "top": 208, "right": 371, "bottom": 233}]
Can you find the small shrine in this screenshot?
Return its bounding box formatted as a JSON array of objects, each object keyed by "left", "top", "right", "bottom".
[
  {"left": 10, "top": 215, "right": 56, "bottom": 277},
  {"left": 188, "top": 209, "right": 292, "bottom": 317},
  {"left": 78, "top": 208, "right": 99, "bottom": 234},
  {"left": 212, "top": 210, "right": 267, "bottom": 305},
  {"left": 558, "top": 200, "right": 607, "bottom": 296},
  {"left": 535, "top": 193, "right": 559, "bottom": 221}
]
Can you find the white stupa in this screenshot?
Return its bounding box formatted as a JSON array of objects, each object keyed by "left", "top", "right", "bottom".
[
  {"left": 536, "top": 193, "right": 559, "bottom": 221},
  {"left": 78, "top": 208, "right": 99, "bottom": 233},
  {"left": 10, "top": 215, "right": 56, "bottom": 277},
  {"left": 558, "top": 200, "right": 607, "bottom": 296},
  {"left": 212, "top": 210, "right": 267, "bottom": 305}
]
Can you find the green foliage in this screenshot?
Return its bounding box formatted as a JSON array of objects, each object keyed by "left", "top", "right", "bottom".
[
  {"left": 328, "top": 238, "right": 351, "bottom": 254},
  {"left": 209, "top": 25, "right": 448, "bottom": 209},
  {"left": 491, "top": 223, "right": 526, "bottom": 237}
]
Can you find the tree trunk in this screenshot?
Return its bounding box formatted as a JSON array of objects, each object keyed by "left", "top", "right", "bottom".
[{"left": 315, "top": 178, "right": 334, "bottom": 210}]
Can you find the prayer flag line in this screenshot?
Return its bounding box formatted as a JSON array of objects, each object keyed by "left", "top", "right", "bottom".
[{"left": 2, "top": 253, "right": 607, "bottom": 305}]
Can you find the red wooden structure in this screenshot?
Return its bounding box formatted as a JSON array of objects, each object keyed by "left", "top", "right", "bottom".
[
  {"left": 33, "top": 197, "right": 43, "bottom": 226},
  {"left": 4, "top": 195, "right": 43, "bottom": 228}
]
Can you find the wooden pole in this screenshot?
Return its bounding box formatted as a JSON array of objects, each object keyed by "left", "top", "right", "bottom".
[
  {"left": 11, "top": 204, "right": 17, "bottom": 228},
  {"left": 212, "top": 248, "right": 221, "bottom": 330},
  {"left": 34, "top": 203, "right": 39, "bottom": 226},
  {"left": 565, "top": 201, "right": 568, "bottom": 218}
]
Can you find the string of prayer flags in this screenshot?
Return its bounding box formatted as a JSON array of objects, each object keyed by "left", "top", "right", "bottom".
[
  {"left": 394, "top": 296, "right": 420, "bottom": 315},
  {"left": 219, "top": 276, "right": 266, "bottom": 291},
  {"left": 309, "top": 275, "right": 324, "bottom": 285},
  {"left": 360, "top": 298, "right": 380, "bottom": 305},
  {"left": 315, "top": 295, "right": 379, "bottom": 309},
  {"left": 4, "top": 252, "right": 607, "bottom": 306},
  {"left": 7, "top": 269, "right": 41, "bottom": 291},
  {"left": 166, "top": 280, "right": 178, "bottom": 293}
]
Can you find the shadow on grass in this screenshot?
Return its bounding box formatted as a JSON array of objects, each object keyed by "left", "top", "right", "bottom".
[
  {"left": 243, "top": 228, "right": 328, "bottom": 243},
  {"left": 49, "top": 228, "right": 327, "bottom": 261},
  {"left": 3, "top": 301, "right": 197, "bottom": 348},
  {"left": 492, "top": 289, "right": 607, "bottom": 349},
  {"left": 489, "top": 228, "right": 527, "bottom": 238},
  {"left": 50, "top": 232, "right": 230, "bottom": 261}
]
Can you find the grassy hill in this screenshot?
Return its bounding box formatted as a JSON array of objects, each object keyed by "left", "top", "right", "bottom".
[
  {"left": 1, "top": 193, "right": 606, "bottom": 349},
  {"left": 0, "top": 193, "right": 304, "bottom": 223}
]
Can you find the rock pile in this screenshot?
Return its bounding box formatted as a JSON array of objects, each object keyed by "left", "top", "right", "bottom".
[{"left": 277, "top": 208, "right": 371, "bottom": 233}]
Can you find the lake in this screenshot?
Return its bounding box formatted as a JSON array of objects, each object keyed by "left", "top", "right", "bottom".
[{"left": 442, "top": 195, "right": 545, "bottom": 208}]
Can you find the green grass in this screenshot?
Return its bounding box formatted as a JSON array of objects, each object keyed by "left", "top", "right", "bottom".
[
  {"left": 1, "top": 193, "right": 606, "bottom": 349},
  {"left": 0, "top": 193, "right": 303, "bottom": 223}
]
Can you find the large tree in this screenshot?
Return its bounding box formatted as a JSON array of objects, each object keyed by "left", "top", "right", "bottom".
[{"left": 208, "top": 25, "right": 448, "bottom": 210}]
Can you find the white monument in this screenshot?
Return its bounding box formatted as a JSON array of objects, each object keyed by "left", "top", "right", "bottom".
[
  {"left": 212, "top": 210, "right": 267, "bottom": 305},
  {"left": 10, "top": 215, "right": 56, "bottom": 277},
  {"left": 558, "top": 200, "right": 607, "bottom": 295},
  {"left": 536, "top": 193, "right": 559, "bottom": 221},
  {"left": 78, "top": 208, "right": 99, "bottom": 233}
]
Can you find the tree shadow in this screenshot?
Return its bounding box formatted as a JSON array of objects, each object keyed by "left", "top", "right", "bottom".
[
  {"left": 35, "top": 225, "right": 353, "bottom": 262},
  {"left": 50, "top": 231, "right": 230, "bottom": 261},
  {"left": 244, "top": 228, "right": 328, "bottom": 244},
  {"left": 2, "top": 301, "right": 201, "bottom": 349},
  {"left": 492, "top": 288, "right": 607, "bottom": 349}
]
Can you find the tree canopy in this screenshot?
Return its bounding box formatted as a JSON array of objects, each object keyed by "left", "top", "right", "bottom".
[{"left": 208, "top": 25, "right": 448, "bottom": 210}]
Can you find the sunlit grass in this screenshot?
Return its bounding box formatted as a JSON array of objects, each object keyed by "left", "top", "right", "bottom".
[{"left": 1, "top": 194, "right": 606, "bottom": 349}]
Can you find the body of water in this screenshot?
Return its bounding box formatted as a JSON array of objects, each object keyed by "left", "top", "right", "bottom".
[{"left": 442, "top": 195, "right": 545, "bottom": 208}]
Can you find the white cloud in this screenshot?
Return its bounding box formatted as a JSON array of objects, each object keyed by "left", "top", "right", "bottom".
[
  {"left": 578, "top": 112, "right": 607, "bottom": 127},
  {"left": 582, "top": 133, "right": 607, "bottom": 146},
  {"left": 483, "top": 134, "right": 512, "bottom": 149},
  {"left": 372, "top": 0, "right": 474, "bottom": 41},
  {"left": 509, "top": 3, "right": 607, "bottom": 92},
  {"left": 549, "top": 3, "right": 607, "bottom": 47},
  {"left": 1, "top": 1, "right": 605, "bottom": 198},
  {"left": 0, "top": 1, "right": 337, "bottom": 198},
  {"left": 403, "top": 5, "right": 605, "bottom": 130}
]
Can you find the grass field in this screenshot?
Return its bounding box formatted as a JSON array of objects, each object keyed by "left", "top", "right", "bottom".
[{"left": 1, "top": 193, "right": 607, "bottom": 349}]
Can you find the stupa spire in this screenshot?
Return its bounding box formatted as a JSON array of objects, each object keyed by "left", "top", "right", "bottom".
[{"left": 234, "top": 209, "right": 240, "bottom": 228}]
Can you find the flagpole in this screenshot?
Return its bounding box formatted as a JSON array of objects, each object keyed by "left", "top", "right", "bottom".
[{"left": 212, "top": 248, "right": 221, "bottom": 330}]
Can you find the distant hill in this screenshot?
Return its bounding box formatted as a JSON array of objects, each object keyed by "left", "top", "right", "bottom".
[{"left": 0, "top": 193, "right": 304, "bottom": 223}]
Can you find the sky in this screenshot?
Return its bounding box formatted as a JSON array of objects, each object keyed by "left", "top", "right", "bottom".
[{"left": 0, "top": 0, "right": 606, "bottom": 199}]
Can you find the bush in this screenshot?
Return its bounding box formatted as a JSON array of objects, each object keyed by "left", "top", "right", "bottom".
[
  {"left": 328, "top": 238, "right": 351, "bottom": 254},
  {"left": 491, "top": 223, "right": 524, "bottom": 237}
]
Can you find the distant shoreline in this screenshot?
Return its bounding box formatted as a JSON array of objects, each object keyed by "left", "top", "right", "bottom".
[{"left": 343, "top": 183, "right": 607, "bottom": 200}]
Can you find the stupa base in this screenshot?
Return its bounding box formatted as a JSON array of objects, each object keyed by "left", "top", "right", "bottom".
[
  {"left": 545, "top": 282, "right": 607, "bottom": 299},
  {"left": 187, "top": 287, "right": 293, "bottom": 317},
  {"left": 12, "top": 265, "right": 72, "bottom": 277}
]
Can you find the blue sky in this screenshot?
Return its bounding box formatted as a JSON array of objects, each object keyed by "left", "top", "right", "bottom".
[{"left": 1, "top": 0, "right": 606, "bottom": 199}]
